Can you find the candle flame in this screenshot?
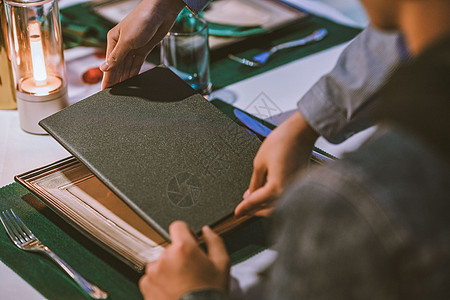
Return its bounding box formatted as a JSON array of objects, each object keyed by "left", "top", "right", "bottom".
[{"left": 28, "top": 21, "right": 47, "bottom": 86}]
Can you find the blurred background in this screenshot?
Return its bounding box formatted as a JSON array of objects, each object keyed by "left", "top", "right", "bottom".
[{"left": 318, "top": 0, "right": 368, "bottom": 26}]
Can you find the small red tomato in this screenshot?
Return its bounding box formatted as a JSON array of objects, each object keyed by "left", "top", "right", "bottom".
[{"left": 82, "top": 67, "right": 103, "bottom": 84}]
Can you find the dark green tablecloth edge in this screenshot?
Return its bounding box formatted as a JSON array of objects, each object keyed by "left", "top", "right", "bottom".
[
  {"left": 209, "top": 15, "right": 361, "bottom": 89},
  {"left": 0, "top": 183, "right": 142, "bottom": 300},
  {"left": 0, "top": 183, "right": 269, "bottom": 300}
]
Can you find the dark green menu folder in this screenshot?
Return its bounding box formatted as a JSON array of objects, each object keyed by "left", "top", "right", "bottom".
[{"left": 16, "top": 66, "right": 261, "bottom": 271}]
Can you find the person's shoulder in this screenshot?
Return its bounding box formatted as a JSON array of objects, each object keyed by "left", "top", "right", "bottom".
[
  {"left": 374, "top": 35, "right": 450, "bottom": 160},
  {"left": 274, "top": 126, "right": 450, "bottom": 299},
  {"left": 281, "top": 126, "right": 450, "bottom": 244},
  {"left": 319, "top": 126, "right": 448, "bottom": 220}
]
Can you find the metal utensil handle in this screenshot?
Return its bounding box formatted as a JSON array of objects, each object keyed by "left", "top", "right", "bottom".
[
  {"left": 42, "top": 246, "right": 108, "bottom": 299},
  {"left": 271, "top": 28, "right": 328, "bottom": 53}
]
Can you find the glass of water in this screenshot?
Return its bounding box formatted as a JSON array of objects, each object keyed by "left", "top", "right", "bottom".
[{"left": 161, "top": 11, "right": 211, "bottom": 96}]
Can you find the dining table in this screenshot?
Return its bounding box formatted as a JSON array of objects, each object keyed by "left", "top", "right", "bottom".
[{"left": 0, "top": 0, "right": 371, "bottom": 299}]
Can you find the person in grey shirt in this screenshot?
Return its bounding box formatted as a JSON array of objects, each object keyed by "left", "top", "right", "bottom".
[{"left": 138, "top": 0, "right": 450, "bottom": 299}]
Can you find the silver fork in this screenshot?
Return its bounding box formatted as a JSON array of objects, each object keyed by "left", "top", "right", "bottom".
[
  {"left": 228, "top": 28, "right": 328, "bottom": 67},
  {"left": 0, "top": 209, "right": 108, "bottom": 299}
]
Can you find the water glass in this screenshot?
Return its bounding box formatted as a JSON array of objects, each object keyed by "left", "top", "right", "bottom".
[{"left": 161, "top": 13, "right": 211, "bottom": 96}]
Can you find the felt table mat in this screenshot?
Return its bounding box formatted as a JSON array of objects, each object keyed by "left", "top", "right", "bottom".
[
  {"left": 0, "top": 183, "right": 269, "bottom": 299},
  {"left": 209, "top": 15, "right": 361, "bottom": 89}
]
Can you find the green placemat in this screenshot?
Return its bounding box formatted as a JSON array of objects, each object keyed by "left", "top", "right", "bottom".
[
  {"left": 209, "top": 15, "right": 361, "bottom": 89},
  {"left": 0, "top": 183, "right": 269, "bottom": 299},
  {"left": 61, "top": 4, "right": 112, "bottom": 49},
  {"left": 0, "top": 183, "right": 143, "bottom": 300}
]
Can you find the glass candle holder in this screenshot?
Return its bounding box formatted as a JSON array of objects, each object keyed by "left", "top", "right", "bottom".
[{"left": 4, "top": 0, "right": 68, "bottom": 134}]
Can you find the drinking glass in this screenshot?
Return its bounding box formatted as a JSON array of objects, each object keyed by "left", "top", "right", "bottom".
[{"left": 161, "top": 12, "right": 211, "bottom": 96}]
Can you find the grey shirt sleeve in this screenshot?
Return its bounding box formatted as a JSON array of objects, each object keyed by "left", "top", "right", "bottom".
[
  {"left": 298, "top": 26, "right": 408, "bottom": 143},
  {"left": 182, "top": 0, "right": 211, "bottom": 14}
]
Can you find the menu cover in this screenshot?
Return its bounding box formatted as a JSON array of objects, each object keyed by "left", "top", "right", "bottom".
[{"left": 16, "top": 66, "right": 260, "bottom": 271}]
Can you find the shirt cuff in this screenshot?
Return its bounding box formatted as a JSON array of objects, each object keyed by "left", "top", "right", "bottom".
[
  {"left": 182, "top": 0, "right": 210, "bottom": 14},
  {"left": 297, "top": 26, "right": 408, "bottom": 144},
  {"left": 178, "top": 288, "right": 228, "bottom": 300},
  {"left": 298, "top": 86, "right": 350, "bottom": 144}
]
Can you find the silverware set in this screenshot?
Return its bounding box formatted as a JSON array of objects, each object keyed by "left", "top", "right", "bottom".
[
  {"left": 0, "top": 209, "right": 108, "bottom": 299},
  {"left": 229, "top": 28, "right": 328, "bottom": 67}
]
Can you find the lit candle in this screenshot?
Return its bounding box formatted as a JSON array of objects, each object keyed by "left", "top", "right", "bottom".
[
  {"left": 5, "top": 0, "right": 68, "bottom": 134},
  {"left": 29, "top": 21, "right": 46, "bottom": 84},
  {"left": 19, "top": 20, "right": 62, "bottom": 96}
]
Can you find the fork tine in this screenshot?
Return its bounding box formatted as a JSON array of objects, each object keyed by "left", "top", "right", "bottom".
[
  {"left": 0, "top": 211, "right": 15, "bottom": 241},
  {"left": 10, "top": 209, "right": 35, "bottom": 240},
  {"left": 2, "top": 210, "right": 28, "bottom": 243},
  {"left": 1, "top": 210, "right": 22, "bottom": 244},
  {"left": 228, "top": 54, "right": 260, "bottom": 67}
]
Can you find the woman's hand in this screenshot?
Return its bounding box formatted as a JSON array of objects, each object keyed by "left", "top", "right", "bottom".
[{"left": 101, "top": 0, "right": 185, "bottom": 89}]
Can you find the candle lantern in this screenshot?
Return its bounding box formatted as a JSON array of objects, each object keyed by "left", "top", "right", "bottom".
[{"left": 4, "top": 0, "right": 68, "bottom": 134}]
